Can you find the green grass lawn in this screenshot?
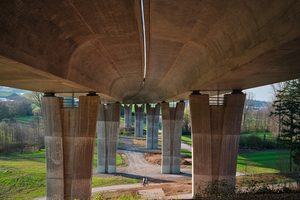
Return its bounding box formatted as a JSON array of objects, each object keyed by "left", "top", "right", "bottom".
[
  {"left": 0, "top": 149, "right": 45, "bottom": 157},
  {"left": 237, "top": 150, "right": 296, "bottom": 174},
  {"left": 181, "top": 135, "right": 191, "bottom": 145},
  {"left": 3, "top": 116, "right": 43, "bottom": 124},
  {"left": 180, "top": 135, "right": 296, "bottom": 174},
  {"left": 92, "top": 176, "right": 140, "bottom": 187},
  {"left": 181, "top": 149, "right": 192, "bottom": 158},
  {"left": 0, "top": 158, "right": 47, "bottom": 199},
  {"left": 240, "top": 132, "right": 275, "bottom": 140},
  {"left": 0, "top": 153, "right": 131, "bottom": 199},
  {"left": 119, "top": 133, "right": 134, "bottom": 136}
]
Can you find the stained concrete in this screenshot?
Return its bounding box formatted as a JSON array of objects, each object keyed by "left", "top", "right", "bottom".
[
  {"left": 0, "top": 1, "right": 300, "bottom": 103},
  {"left": 161, "top": 101, "right": 185, "bottom": 174},
  {"left": 135, "top": 104, "right": 144, "bottom": 137},
  {"left": 124, "top": 104, "right": 132, "bottom": 128},
  {"left": 146, "top": 104, "right": 161, "bottom": 149},
  {"left": 97, "top": 103, "right": 121, "bottom": 173},
  {"left": 42, "top": 95, "right": 100, "bottom": 200},
  {"left": 189, "top": 92, "right": 245, "bottom": 196}
]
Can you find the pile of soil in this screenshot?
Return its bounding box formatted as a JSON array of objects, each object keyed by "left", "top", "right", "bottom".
[{"left": 144, "top": 154, "right": 192, "bottom": 165}]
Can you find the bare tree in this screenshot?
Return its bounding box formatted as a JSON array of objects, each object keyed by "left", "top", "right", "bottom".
[
  {"left": 243, "top": 92, "right": 255, "bottom": 133},
  {"left": 24, "top": 92, "right": 43, "bottom": 109}
]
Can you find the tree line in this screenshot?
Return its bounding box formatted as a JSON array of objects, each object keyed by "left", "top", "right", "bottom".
[{"left": 0, "top": 92, "right": 43, "bottom": 155}]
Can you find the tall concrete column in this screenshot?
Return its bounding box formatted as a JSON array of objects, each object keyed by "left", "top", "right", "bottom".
[
  {"left": 146, "top": 104, "right": 161, "bottom": 149},
  {"left": 42, "top": 93, "right": 100, "bottom": 200},
  {"left": 161, "top": 101, "right": 185, "bottom": 174},
  {"left": 189, "top": 91, "right": 245, "bottom": 196},
  {"left": 97, "top": 103, "right": 121, "bottom": 173},
  {"left": 134, "top": 104, "right": 144, "bottom": 137},
  {"left": 124, "top": 104, "right": 132, "bottom": 128}
]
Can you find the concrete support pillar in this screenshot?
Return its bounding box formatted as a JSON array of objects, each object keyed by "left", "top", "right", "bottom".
[
  {"left": 134, "top": 104, "right": 144, "bottom": 137},
  {"left": 189, "top": 92, "right": 245, "bottom": 196},
  {"left": 146, "top": 104, "right": 161, "bottom": 149},
  {"left": 124, "top": 104, "right": 132, "bottom": 128},
  {"left": 97, "top": 103, "right": 121, "bottom": 173},
  {"left": 42, "top": 94, "right": 100, "bottom": 200},
  {"left": 161, "top": 101, "right": 185, "bottom": 174}
]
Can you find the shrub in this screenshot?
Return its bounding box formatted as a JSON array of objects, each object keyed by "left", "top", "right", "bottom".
[{"left": 246, "top": 134, "right": 263, "bottom": 148}]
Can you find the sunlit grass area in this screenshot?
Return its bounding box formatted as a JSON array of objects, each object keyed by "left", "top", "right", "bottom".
[
  {"left": 237, "top": 150, "right": 296, "bottom": 174},
  {"left": 0, "top": 149, "right": 45, "bottom": 157},
  {"left": 92, "top": 176, "right": 140, "bottom": 187},
  {"left": 240, "top": 132, "right": 275, "bottom": 140},
  {"left": 180, "top": 135, "right": 294, "bottom": 174},
  {"left": 3, "top": 116, "right": 43, "bottom": 124},
  {"left": 181, "top": 135, "right": 191, "bottom": 146},
  {"left": 0, "top": 153, "right": 131, "bottom": 199},
  {"left": 181, "top": 149, "right": 192, "bottom": 158},
  {"left": 0, "top": 158, "right": 47, "bottom": 199}
]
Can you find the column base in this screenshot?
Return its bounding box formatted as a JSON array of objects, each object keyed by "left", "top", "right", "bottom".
[
  {"left": 161, "top": 164, "right": 171, "bottom": 174},
  {"left": 97, "top": 166, "right": 106, "bottom": 173},
  {"left": 107, "top": 165, "right": 116, "bottom": 173}
]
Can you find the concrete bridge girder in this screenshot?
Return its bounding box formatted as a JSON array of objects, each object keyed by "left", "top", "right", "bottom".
[{"left": 0, "top": 1, "right": 299, "bottom": 103}]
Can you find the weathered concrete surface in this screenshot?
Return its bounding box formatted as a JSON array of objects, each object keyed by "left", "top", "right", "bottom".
[
  {"left": 42, "top": 95, "right": 100, "bottom": 199},
  {"left": 1, "top": 1, "right": 300, "bottom": 103},
  {"left": 189, "top": 92, "right": 245, "bottom": 196},
  {"left": 42, "top": 96, "right": 65, "bottom": 199},
  {"left": 161, "top": 101, "right": 185, "bottom": 174},
  {"left": 146, "top": 104, "right": 161, "bottom": 149},
  {"left": 97, "top": 103, "right": 121, "bottom": 173},
  {"left": 134, "top": 104, "right": 144, "bottom": 137},
  {"left": 124, "top": 104, "right": 132, "bottom": 128}
]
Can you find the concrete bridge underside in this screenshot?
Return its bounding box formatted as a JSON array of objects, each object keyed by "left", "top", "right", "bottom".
[
  {"left": 1, "top": 0, "right": 300, "bottom": 199},
  {"left": 0, "top": 0, "right": 300, "bottom": 103}
]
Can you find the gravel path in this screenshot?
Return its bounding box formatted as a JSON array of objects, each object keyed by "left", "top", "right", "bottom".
[
  {"left": 181, "top": 142, "right": 192, "bottom": 152},
  {"left": 93, "top": 136, "right": 192, "bottom": 179}
]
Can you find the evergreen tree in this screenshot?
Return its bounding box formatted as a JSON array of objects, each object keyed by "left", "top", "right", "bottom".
[{"left": 271, "top": 79, "right": 300, "bottom": 171}]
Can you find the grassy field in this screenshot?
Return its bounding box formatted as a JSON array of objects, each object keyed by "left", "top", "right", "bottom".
[
  {"left": 3, "top": 116, "right": 43, "bottom": 124},
  {"left": 181, "top": 133, "right": 277, "bottom": 147},
  {"left": 0, "top": 153, "right": 131, "bottom": 199},
  {"left": 237, "top": 150, "right": 295, "bottom": 174},
  {"left": 0, "top": 149, "right": 45, "bottom": 157},
  {"left": 0, "top": 158, "right": 47, "bottom": 199},
  {"left": 181, "top": 149, "right": 192, "bottom": 158},
  {"left": 180, "top": 134, "right": 295, "bottom": 174},
  {"left": 240, "top": 132, "right": 275, "bottom": 140},
  {"left": 181, "top": 135, "right": 192, "bottom": 145}
]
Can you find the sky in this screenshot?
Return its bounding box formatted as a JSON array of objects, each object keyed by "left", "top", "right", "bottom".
[{"left": 244, "top": 85, "right": 273, "bottom": 102}]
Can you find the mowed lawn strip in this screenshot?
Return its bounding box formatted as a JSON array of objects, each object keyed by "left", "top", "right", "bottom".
[
  {"left": 3, "top": 116, "right": 43, "bottom": 124},
  {"left": 0, "top": 149, "right": 45, "bottom": 157},
  {"left": 237, "top": 150, "right": 296, "bottom": 174},
  {"left": 0, "top": 153, "right": 131, "bottom": 199},
  {"left": 0, "top": 158, "right": 47, "bottom": 199},
  {"left": 240, "top": 132, "right": 275, "bottom": 140},
  {"left": 181, "top": 135, "right": 191, "bottom": 146}
]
